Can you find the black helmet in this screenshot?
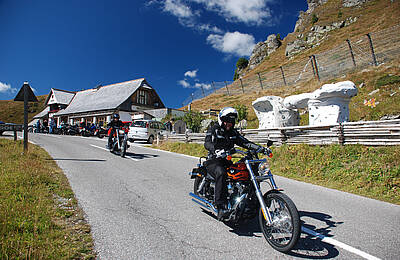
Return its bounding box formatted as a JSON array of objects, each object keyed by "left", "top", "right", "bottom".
[{"left": 113, "top": 113, "right": 120, "bottom": 119}]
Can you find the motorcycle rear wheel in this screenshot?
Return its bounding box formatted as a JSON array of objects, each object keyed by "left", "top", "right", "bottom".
[{"left": 259, "top": 192, "right": 300, "bottom": 253}]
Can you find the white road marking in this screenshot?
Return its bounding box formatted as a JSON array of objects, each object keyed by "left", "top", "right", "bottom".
[
  {"left": 301, "top": 227, "right": 381, "bottom": 260},
  {"left": 90, "top": 144, "right": 109, "bottom": 151}
]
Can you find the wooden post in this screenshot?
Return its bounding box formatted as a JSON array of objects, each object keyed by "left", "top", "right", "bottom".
[
  {"left": 366, "top": 33, "right": 378, "bottom": 66},
  {"left": 239, "top": 78, "right": 245, "bottom": 93},
  {"left": 23, "top": 84, "right": 29, "bottom": 151},
  {"left": 280, "top": 129, "right": 287, "bottom": 145},
  {"left": 257, "top": 73, "right": 264, "bottom": 90},
  {"left": 14, "top": 130, "right": 17, "bottom": 141},
  {"left": 311, "top": 55, "right": 320, "bottom": 82},
  {"left": 346, "top": 39, "right": 357, "bottom": 68},
  {"left": 211, "top": 81, "right": 216, "bottom": 93},
  {"left": 224, "top": 81, "right": 230, "bottom": 96},
  {"left": 338, "top": 123, "right": 345, "bottom": 145},
  {"left": 279, "top": 66, "right": 287, "bottom": 86},
  {"left": 310, "top": 56, "right": 316, "bottom": 78}
]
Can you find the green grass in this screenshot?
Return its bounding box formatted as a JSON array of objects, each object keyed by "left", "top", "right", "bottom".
[
  {"left": 152, "top": 141, "right": 400, "bottom": 205},
  {"left": 0, "top": 139, "right": 95, "bottom": 259}
]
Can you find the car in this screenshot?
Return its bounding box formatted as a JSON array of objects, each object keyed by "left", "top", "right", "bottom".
[{"left": 127, "top": 120, "right": 168, "bottom": 144}]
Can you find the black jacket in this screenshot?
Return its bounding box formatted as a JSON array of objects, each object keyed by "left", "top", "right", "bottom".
[
  {"left": 107, "top": 120, "right": 124, "bottom": 129},
  {"left": 204, "top": 124, "right": 261, "bottom": 158}
]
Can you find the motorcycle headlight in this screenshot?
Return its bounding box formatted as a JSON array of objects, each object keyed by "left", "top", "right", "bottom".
[
  {"left": 258, "top": 161, "right": 270, "bottom": 175},
  {"left": 118, "top": 130, "right": 125, "bottom": 135}
]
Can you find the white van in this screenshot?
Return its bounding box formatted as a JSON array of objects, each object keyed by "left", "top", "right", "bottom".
[{"left": 127, "top": 120, "right": 168, "bottom": 143}]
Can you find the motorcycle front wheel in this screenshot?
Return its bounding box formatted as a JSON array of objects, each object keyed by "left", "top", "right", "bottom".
[
  {"left": 121, "top": 138, "right": 127, "bottom": 157},
  {"left": 259, "top": 192, "right": 300, "bottom": 253}
]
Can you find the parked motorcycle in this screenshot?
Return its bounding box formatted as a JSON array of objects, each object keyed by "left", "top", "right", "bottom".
[
  {"left": 66, "top": 124, "right": 79, "bottom": 135},
  {"left": 108, "top": 126, "right": 128, "bottom": 157},
  {"left": 189, "top": 142, "right": 300, "bottom": 253},
  {"left": 79, "top": 127, "right": 91, "bottom": 137},
  {"left": 94, "top": 126, "right": 107, "bottom": 138}
]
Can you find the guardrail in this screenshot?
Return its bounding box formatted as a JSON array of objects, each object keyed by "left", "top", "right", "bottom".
[
  {"left": 163, "top": 119, "right": 400, "bottom": 146},
  {"left": 0, "top": 124, "right": 23, "bottom": 140}
]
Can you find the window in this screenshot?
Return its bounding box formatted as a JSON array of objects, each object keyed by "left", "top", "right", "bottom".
[{"left": 137, "top": 90, "right": 147, "bottom": 105}]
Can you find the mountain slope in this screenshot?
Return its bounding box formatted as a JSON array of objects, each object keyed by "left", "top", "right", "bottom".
[
  {"left": 188, "top": 0, "right": 400, "bottom": 128},
  {"left": 0, "top": 95, "right": 47, "bottom": 124}
]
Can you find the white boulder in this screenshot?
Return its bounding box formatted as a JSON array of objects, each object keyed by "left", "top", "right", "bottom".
[
  {"left": 252, "top": 96, "right": 300, "bottom": 129},
  {"left": 283, "top": 93, "right": 313, "bottom": 109},
  {"left": 308, "top": 81, "right": 358, "bottom": 125}
]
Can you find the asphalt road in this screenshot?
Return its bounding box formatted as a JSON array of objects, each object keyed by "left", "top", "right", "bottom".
[{"left": 5, "top": 132, "right": 400, "bottom": 259}]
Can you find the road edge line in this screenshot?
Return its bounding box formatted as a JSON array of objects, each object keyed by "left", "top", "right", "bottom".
[{"left": 301, "top": 226, "right": 381, "bottom": 260}]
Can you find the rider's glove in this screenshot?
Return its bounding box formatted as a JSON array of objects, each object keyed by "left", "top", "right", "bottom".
[{"left": 215, "top": 149, "right": 226, "bottom": 158}]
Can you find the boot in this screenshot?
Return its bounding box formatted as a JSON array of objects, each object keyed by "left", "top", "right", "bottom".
[{"left": 216, "top": 204, "right": 230, "bottom": 221}]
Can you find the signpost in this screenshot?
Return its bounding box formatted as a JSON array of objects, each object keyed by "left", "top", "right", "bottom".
[{"left": 14, "top": 82, "right": 38, "bottom": 151}]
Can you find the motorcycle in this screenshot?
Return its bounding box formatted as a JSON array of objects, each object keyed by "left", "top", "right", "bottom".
[
  {"left": 108, "top": 126, "right": 129, "bottom": 157},
  {"left": 188, "top": 141, "right": 301, "bottom": 253},
  {"left": 94, "top": 126, "right": 107, "bottom": 138}
]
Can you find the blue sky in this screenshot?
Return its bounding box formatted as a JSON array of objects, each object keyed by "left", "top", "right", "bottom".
[{"left": 0, "top": 0, "right": 307, "bottom": 108}]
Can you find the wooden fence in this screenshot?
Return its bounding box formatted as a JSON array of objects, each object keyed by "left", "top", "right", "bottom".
[{"left": 163, "top": 119, "right": 400, "bottom": 146}]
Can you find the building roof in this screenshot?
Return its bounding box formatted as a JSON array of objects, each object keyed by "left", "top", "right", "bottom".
[
  {"left": 55, "top": 78, "right": 147, "bottom": 116},
  {"left": 33, "top": 107, "right": 50, "bottom": 119},
  {"left": 45, "top": 88, "right": 76, "bottom": 105}
]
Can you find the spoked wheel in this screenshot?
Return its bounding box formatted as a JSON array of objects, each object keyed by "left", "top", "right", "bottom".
[
  {"left": 259, "top": 192, "right": 300, "bottom": 253},
  {"left": 121, "top": 138, "right": 127, "bottom": 158}
]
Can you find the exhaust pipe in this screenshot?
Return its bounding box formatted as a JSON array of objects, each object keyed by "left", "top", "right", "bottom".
[{"left": 189, "top": 192, "right": 217, "bottom": 213}]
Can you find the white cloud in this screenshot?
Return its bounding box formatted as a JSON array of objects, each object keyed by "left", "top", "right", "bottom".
[
  {"left": 157, "top": 0, "right": 224, "bottom": 33},
  {"left": 197, "top": 24, "right": 224, "bottom": 34},
  {"left": 206, "top": 31, "right": 255, "bottom": 57},
  {"left": 194, "top": 83, "right": 211, "bottom": 90},
  {"left": 191, "top": 0, "right": 273, "bottom": 25},
  {"left": 164, "top": 0, "right": 195, "bottom": 18},
  {"left": 178, "top": 79, "right": 191, "bottom": 88},
  {"left": 184, "top": 69, "right": 198, "bottom": 78},
  {"left": 0, "top": 82, "right": 17, "bottom": 94}
]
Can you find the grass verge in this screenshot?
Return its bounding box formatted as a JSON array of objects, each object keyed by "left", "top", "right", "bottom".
[
  {"left": 152, "top": 141, "right": 399, "bottom": 205},
  {"left": 0, "top": 139, "right": 95, "bottom": 259}
]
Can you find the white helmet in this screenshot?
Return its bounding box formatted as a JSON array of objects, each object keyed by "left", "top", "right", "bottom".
[{"left": 218, "top": 107, "right": 238, "bottom": 126}]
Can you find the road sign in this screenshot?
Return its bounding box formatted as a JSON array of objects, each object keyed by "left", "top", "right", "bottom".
[
  {"left": 14, "top": 82, "right": 38, "bottom": 102},
  {"left": 13, "top": 82, "right": 38, "bottom": 151}
]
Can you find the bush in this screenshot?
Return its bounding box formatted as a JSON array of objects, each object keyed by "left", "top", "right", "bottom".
[
  {"left": 236, "top": 57, "right": 249, "bottom": 70},
  {"left": 183, "top": 111, "right": 204, "bottom": 133},
  {"left": 312, "top": 14, "right": 318, "bottom": 24},
  {"left": 233, "top": 68, "right": 239, "bottom": 81},
  {"left": 375, "top": 74, "right": 400, "bottom": 87},
  {"left": 234, "top": 104, "right": 248, "bottom": 122}
]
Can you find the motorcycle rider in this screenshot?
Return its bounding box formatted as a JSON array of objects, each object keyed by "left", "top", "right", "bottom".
[
  {"left": 107, "top": 113, "right": 124, "bottom": 149},
  {"left": 204, "top": 107, "right": 265, "bottom": 220}
]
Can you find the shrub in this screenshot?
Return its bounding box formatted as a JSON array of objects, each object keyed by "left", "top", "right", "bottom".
[
  {"left": 375, "top": 74, "right": 400, "bottom": 87},
  {"left": 234, "top": 104, "right": 248, "bottom": 122},
  {"left": 236, "top": 57, "right": 249, "bottom": 70},
  {"left": 183, "top": 111, "right": 204, "bottom": 133},
  {"left": 312, "top": 14, "right": 318, "bottom": 24}
]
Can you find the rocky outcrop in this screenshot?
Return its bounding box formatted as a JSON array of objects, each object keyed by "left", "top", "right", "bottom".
[
  {"left": 343, "top": 0, "right": 371, "bottom": 7},
  {"left": 306, "top": 0, "right": 328, "bottom": 14},
  {"left": 286, "top": 17, "right": 357, "bottom": 57},
  {"left": 248, "top": 34, "right": 281, "bottom": 70}
]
